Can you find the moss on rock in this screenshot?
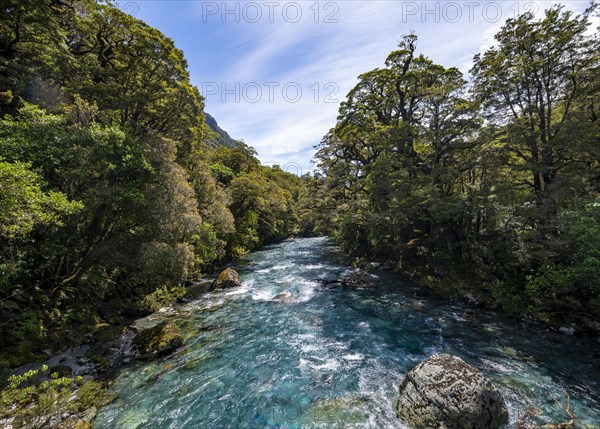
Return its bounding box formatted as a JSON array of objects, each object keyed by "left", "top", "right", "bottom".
[
  {"left": 212, "top": 268, "right": 241, "bottom": 289},
  {"left": 133, "top": 322, "right": 184, "bottom": 359}
]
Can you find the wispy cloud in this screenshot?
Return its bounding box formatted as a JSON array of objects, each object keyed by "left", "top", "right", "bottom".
[{"left": 132, "top": 0, "right": 592, "bottom": 173}]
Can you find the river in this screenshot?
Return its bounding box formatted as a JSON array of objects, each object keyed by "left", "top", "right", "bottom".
[{"left": 94, "top": 237, "right": 600, "bottom": 428}]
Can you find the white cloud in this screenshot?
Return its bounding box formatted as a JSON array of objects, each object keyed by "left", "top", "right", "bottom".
[{"left": 169, "top": 0, "right": 593, "bottom": 173}]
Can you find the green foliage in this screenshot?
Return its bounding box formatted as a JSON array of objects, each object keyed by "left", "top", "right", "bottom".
[
  {"left": 210, "top": 162, "right": 236, "bottom": 185},
  {"left": 140, "top": 285, "right": 187, "bottom": 313},
  {"left": 310, "top": 6, "right": 600, "bottom": 328},
  {"left": 0, "top": 365, "right": 73, "bottom": 429},
  {"left": 0, "top": 0, "right": 305, "bottom": 365},
  {"left": 0, "top": 161, "right": 82, "bottom": 238},
  {"left": 0, "top": 365, "right": 112, "bottom": 428},
  {"left": 296, "top": 173, "right": 333, "bottom": 237},
  {"left": 83, "top": 350, "right": 111, "bottom": 373},
  {"left": 0, "top": 0, "right": 73, "bottom": 114},
  {"left": 76, "top": 379, "right": 109, "bottom": 410},
  {"left": 227, "top": 169, "right": 298, "bottom": 254},
  {"left": 192, "top": 223, "right": 224, "bottom": 270},
  {"left": 525, "top": 205, "right": 600, "bottom": 321}
]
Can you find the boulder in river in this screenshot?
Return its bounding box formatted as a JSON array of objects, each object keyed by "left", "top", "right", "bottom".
[
  {"left": 133, "top": 321, "right": 184, "bottom": 359},
  {"left": 212, "top": 268, "right": 241, "bottom": 289},
  {"left": 340, "top": 270, "right": 372, "bottom": 288},
  {"left": 396, "top": 353, "right": 509, "bottom": 429}
]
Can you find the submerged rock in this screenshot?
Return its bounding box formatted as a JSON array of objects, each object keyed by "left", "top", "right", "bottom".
[
  {"left": 314, "top": 270, "right": 373, "bottom": 289},
  {"left": 212, "top": 268, "right": 241, "bottom": 289},
  {"left": 133, "top": 321, "right": 184, "bottom": 359},
  {"left": 305, "top": 395, "right": 370, "bottom": 425},
  {"left": 272, "top": 291, "right": 295, "bottom": 303},
  {"left": 396, "top": 353, "right": 508, "bottom": 429}
]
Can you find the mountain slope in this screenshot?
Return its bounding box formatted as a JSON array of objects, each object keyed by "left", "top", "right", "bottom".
[{"left": 204, "top": 113, "right": 244, "bottom": 149}]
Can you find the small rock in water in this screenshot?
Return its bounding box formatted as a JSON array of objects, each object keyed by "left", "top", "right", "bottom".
[
  {"left": 212, "top": 268, "right": 241, "bottom": 289},
  {"left": 559, "top": 325, "right": 575, "bottom": 336},
  {"left": 463, "top": 293, "right": 481, "bottom": 306},
  {"left": 396, "top": 353, "right": 509, "bottom": 429},
  {"left": 272, "top": 291, "right": 295, "bottom": 302}
]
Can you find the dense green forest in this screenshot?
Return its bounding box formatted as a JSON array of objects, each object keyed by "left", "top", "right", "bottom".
[
  {"left": 302, "top": 5, "right": 600, "bottom": 330},
  {"left": 0, "top": 0, "right": 302, "bottom": 369},
  {"left": 1, "top": 0, "right": 600, "bottom": 374}
]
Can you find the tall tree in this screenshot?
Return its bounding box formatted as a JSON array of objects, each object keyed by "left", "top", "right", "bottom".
[{"left": 472, "top": 5, "right": 598, "bottom": 213}]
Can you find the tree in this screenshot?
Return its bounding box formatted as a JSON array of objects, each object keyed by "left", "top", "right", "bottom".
[
  {"left": 313, "top": 7, "right": 600, "bottom": 328},
  {"left": 66, "top": 2, "right": 204, "bottom": 141},
  {"left": 0, "top": 161, "right": 81, "bottom": 239},
  {"left": 0, "top": 0, "right": 306, "bottom": 368},
  {"left": 316, "top": 35, "right": 479, "bottom": 260},
  {"left": 472, "top": 5, "right": 597, "bottom": 212},
  {"left": 0, "top": 0, "right": 73, "bottom": 114}
]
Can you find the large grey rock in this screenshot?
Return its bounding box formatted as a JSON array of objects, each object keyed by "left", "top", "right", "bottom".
[
  {"left": 396, "top": 353, "right": 508, "bottom": 429},
  {"left": 212, "top": 268, "right": 241, "bottom": 289}
]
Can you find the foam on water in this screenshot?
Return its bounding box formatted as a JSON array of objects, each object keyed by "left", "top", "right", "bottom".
[
  {"left": 342, "top": 353, "right": 364, "bottom": 361},
  {"left": 252, "top": 288, "right": 276, "bottom": 301}
]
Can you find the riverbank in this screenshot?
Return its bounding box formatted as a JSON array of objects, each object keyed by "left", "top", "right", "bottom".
[
  {"left": 0, "top": 269, "right": 233, "bottom": 429},
  {"left": 351, "top": 253, "right": 600, "bottom": 340}
]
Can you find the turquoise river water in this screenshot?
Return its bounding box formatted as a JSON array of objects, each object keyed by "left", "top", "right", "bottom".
[{"left": 94, "top": 237, "right": 600, "bottom": 428}]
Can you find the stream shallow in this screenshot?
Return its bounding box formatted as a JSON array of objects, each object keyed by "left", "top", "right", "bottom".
[{"left": 94, "top": 237, "right": 600, "bottom": 429}]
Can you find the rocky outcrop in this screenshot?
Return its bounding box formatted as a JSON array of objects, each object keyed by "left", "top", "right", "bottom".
[
  {"left": 396, "top": 353, "right": 509, "bottom": 429},
  {"left": 133, "top": 321, "right": 184, "bottom": 359},
  {"left": 212, "top": 268, "right": 241, "bottom": 289},
  {"left": 340, "top": 270, "right": 372, "bottom": 288},
  {"left": 313, "top": 270, "right": 373, "bottom": 289}
]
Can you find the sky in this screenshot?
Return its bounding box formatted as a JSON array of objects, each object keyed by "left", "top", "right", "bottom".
[{"left": 122, "top": 0, "right": 594, "bottom": 174}]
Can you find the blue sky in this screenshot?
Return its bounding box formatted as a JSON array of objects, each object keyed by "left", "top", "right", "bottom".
[{"left": 125, "top": 1, "right": 593, "bottom": 174}]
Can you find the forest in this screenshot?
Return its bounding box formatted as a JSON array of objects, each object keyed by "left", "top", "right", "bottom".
[
  {"left": 301, "top": 4, "right": 600, "bottom": 332},
  {"left": 0, "top": 0, "right": 303, "bottom": 370},
  {"left": 1, "top": 0, "right": 599, "bottom": 403}
]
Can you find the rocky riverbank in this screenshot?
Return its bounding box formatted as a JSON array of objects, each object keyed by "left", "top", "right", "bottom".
[
  {"left": 351, "top": 256, "right": 600, "bottom": 341},
  {"left": 0, "top": 269, "right": 240, "bottom": 429}
]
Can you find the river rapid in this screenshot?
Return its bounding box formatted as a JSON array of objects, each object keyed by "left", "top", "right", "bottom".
[{"left": 94, "top": 237, "right": 600, "bottom": 429}]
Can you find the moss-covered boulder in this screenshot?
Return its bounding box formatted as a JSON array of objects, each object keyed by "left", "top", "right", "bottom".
[
  {"left": 212, "top": 268, "right": 241, "bottom": 289},
  {"left": 49, "top": 365, "right": 73, "bottom": 378},
  {"left": 133, "top": 322, "right": 184, "bottom": 359}
]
